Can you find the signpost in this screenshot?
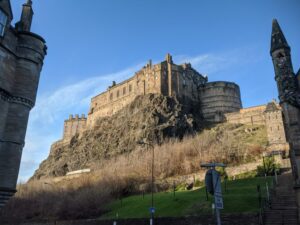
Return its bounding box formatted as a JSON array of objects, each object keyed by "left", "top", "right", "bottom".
[{"left": 201, "top": 163, "right": 226, "bottom": 225}]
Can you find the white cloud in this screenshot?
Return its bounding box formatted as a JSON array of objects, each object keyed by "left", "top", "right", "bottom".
[{"left": 174, "top": 46, "right": 263, "bottom": 77}]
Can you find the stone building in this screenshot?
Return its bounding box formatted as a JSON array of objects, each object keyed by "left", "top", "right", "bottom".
[
  {"left": 270, "top": 19, "right": 300, "bottom": 220},
  {"left": 225, "top": 101, "right": 289, "bottom": 151},
  {"left": 0, "top": 0, "right": 47, "bottom": 208},
  {"left": 63, "top": 114, "right": 87, "bottom": 140}
]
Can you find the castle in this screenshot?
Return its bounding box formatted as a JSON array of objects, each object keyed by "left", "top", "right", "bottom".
[
  {"left": 58, "top": 54, "right": 288, "bottom": 152},
  {"left": 0, "top": 0, "right": 47, "bottom": 208},
  {"left": 60, "top": 53, "right": 243, "bottom": 141}
]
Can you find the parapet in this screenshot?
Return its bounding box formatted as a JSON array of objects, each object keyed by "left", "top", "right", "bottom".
[{"left": 66, "top": 114, "right": 87, "bottom": 122}]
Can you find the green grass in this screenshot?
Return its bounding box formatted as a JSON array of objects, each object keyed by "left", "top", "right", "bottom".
[{"left": 101, "top": 176, "right": 272, "bottom": 219}]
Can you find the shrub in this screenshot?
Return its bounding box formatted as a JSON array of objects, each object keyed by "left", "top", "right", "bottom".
[{"left": 257, "top": 156, "right": 280, "bottom": 176}]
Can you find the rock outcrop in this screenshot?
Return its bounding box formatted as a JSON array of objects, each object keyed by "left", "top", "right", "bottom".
[{"left": 32, "top": 94, "right": 203, "bottom": 180}]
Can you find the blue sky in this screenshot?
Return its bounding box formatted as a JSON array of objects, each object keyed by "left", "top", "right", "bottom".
[{"left": 10, "top": 0, "right": 300, "bottom": 182}]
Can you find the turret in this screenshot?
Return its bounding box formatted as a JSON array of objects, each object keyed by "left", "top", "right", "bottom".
[{"left": 15, "top": 0, "right": 33, "bottom": 32}]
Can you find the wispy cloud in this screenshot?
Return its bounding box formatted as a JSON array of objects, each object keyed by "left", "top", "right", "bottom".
[
  {"left": 19, "top": 47, "right": 261, "bottom": 182},
  {"left": 174, "top": 46, "right": 263, "bottom": 77},
  {"left": 30, "top": 64, "right": 144, "bottom": 125}
]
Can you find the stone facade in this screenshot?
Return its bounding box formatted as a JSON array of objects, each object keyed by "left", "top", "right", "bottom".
[
  {"left": 270, "top": 19, "right": 300, "bottom": 221},
  {"left": 199, "top": 81, "right": 242, "bottom": 122},
  {"left": 63, "top": 114, "right": 87, "bottom": 141},
  {"left": 0, "top": 0, "right": 47, "bottom": 208},
  {"left": 225, "top": 101, "right": 289, "bottom": 151}
]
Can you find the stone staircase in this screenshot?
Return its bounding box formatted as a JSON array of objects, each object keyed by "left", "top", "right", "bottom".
[{"left": 263, "top": 172, "right": 299, "bottom": 225}]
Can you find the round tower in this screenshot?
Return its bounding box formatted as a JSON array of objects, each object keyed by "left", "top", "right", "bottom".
[{"left": 199, "top": 81, "right": 242, "bottom": 122}]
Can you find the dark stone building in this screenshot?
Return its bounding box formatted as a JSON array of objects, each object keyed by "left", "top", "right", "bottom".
[
  {"left": 270, "top": 19, "right": 300, "bottom": 219},
  {"left": 0, "top": 0, "right": 46, "bottom": 208}
]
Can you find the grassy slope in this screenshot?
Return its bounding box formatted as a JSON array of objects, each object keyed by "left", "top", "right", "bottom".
[{"left": 101, "top": 176, "right": 272, "bottom": 219}]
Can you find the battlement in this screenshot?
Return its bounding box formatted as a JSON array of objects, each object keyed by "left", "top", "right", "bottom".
[
  {"left": 66, "top": 114, "right": 86, "bottom": 121},
  {"left": 63, "top": 114, "right": 87, "bottom": 140}
]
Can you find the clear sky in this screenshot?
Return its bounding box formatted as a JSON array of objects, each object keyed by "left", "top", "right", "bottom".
[{"left": 10, "top": 0, "right": 300, "bottom": 182}]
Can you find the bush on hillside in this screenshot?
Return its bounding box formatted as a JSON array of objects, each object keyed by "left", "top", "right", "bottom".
[{"left": 257, "top": 157, "right": 280, "bottom": 176}]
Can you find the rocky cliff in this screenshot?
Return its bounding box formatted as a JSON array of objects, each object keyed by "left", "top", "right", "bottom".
[{"left": 32, "top": 94, "right": 204, "bottom": 180}]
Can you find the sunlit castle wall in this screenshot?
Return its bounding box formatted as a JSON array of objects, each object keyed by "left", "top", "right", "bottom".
[{"left": 200, "top": 81, "right": 242, "bottom": 122}]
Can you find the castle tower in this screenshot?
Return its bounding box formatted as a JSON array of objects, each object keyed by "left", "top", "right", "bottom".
[
  {"left": 0, "top": 0, "right": 47, "bottom": 208},
  {"left": 270, "top": 19, "right": 300, "bottom": 183},
  {"left": 264, "top": 101, "right": 288, "bottom": 150}
]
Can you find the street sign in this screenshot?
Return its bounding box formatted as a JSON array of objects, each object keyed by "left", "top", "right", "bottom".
[
  {"left": 212, "top": 170, "right": 223, "bottom": 209},
  {"left": 149, "top": 207, "right": 155, "bottom": 214}
]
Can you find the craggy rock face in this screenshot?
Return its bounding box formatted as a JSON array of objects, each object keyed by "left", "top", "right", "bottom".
[{"left": 31, "top": 94, "right": 204, "bottom": 180}]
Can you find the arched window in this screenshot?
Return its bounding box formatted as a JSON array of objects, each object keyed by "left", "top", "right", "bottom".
[
  {"left": 117, "top": 90, "right": 120, "bottom": 98},
  {"left": 0, "top": 9, "right": 7, "bottom": 37}
]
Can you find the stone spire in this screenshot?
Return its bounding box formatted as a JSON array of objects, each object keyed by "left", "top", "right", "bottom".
[
  {"left": 15, "top": 0, "right": 34, "bottom": 32},
  {"left": 270, "top": 19, "right": 290, "bottom": 54}
]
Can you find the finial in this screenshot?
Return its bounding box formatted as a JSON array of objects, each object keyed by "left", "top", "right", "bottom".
[
  {"left": 166, "top": 53, "right": 173, "bottom": 64},
  {"left": 27, "top": 0, "right": 32, "bottom": 5}
]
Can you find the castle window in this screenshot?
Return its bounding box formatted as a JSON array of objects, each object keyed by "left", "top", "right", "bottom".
[
  {"left": 123, "top": 87, "right": 126, "bottom": 95},
  {"left": 110, "top": 93, "right": 113, "bottom": 100},
  {"left": 0, "top": 9, "right": 7, "bottom": 37},
  {"left": 117, "top": 90, "right": 120, "bottom": 98},
  {"left": 129, "top": 84, "right": 132, "bottom": 92}
]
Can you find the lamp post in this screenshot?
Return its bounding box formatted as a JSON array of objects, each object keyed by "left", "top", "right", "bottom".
[{"left": 137, "top": 138, "right": 155, "bottom": 225}]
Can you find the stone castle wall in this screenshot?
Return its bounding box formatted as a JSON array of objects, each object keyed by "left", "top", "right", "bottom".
[
  {"left": 63, "top": 114, "right": 87, "bottom": 140},
  {"left": 225, "top": 105, "right": 267, "bottom": 125},
  {"left": 225, "top": 102, "right": 289, "bottom": 151},
  {"left": 200, "top": 81, "right": 242, "bottom": 122}
]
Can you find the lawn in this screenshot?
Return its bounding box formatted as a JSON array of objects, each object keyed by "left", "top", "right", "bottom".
[{"left": 101, "top": 176, "right": 272, "bottom": 219}]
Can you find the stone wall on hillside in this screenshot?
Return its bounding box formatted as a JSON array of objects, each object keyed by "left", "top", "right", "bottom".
[{"left": 225, "top": 101, "right": 289, "bottom": 151}]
